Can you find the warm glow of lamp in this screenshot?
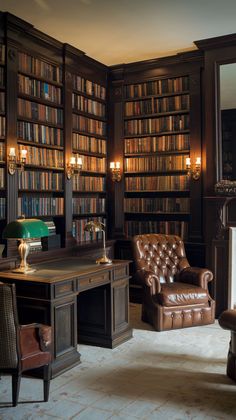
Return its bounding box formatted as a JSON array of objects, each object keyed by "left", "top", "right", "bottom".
[
  {"left": 186, "top": 156, "right": 201, "bottom": 180},
  {"left": 110, "top": 161, "right": 121, "bottom": 182},
  {"left": 2, "top": 218, "right": 49, "bottom": 274},
  {"left": 8, "top": 147, "right": 27, "bottom": 175},
  {"left": 67, "top": 155, "right": 83, "bottom": 180},
  {"left": 84, "top": 220, "right": 112, "bottom": 265},
  {"left": 9, "top": 147, "right": 16, "bottom": 157}
]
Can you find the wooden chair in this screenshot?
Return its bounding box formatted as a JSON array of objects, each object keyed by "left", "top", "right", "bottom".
[{"left": 0, "top": 282, "right": 52, "bottom": 406}]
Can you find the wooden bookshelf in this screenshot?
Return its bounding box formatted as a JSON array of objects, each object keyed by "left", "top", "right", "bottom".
[
  {"left": 16, "top": 49, "right": 65, "bottom": 247},
  {"left": 70, "top": 68, "right": 108, "bottom": 245},
  {"left": 123, "top": 75, "right": 191, "bottom": 239}
]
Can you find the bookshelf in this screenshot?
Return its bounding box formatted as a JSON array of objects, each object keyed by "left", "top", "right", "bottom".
[
  {"left": 123, "top": 75, "right": 191, "bottom": 239},
  {"left": 71, "top": 73, "right": 107, "bottom": 244},
  {"left": 17, "top": 50, "right": 65, "bottom": 246}
]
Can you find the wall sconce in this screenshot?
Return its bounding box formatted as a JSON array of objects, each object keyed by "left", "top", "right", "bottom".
[
  {"left": 110, "top": 161, "right": 121, "bottom": 182},
  {"left": 186, "top": 156, "right": 201, "bottom": 180},
  {"left": 66, "top": 155, "right": 82, "bottom": 180},
  {"left": 8, "top": 147, "right": 27, "bottom": 175}
]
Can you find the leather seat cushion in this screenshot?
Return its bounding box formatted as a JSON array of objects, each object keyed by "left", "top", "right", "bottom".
[{"left": 156, "top": 282, "right": 209, "bottom": 307}]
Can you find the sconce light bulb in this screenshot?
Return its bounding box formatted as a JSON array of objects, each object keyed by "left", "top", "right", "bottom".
[
  {"left": 186, "top": 157, "right": 191, "bottom": 167},
  {"left": 196, "top": 157, "right": 201, "bottom": 166},
  {"left": 70, "top": 156, "right": 76, "bottom": 166},
  {"left": 21, "top": 149, "right": 27, "bottom": 159},
  {"left": 77, "top": 157, "right": 82, "bottom": 166},
  {"left": 9, "top": 147, "right": 16, "bottom": 157}
]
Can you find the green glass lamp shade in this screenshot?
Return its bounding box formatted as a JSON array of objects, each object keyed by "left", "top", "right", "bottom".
[{"left": 3, "top": 218, "right": 49, "bottom": 239}]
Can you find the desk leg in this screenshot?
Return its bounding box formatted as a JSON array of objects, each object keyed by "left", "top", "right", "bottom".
[
  {"left": 17, "top": 293, "right": 81, "bottom": 379},
  {"left": 78, "top": 279, "right": 132, "bottom": 348},
  {"left": 52, "top": 294, "right": 81, "bottom": 378}
]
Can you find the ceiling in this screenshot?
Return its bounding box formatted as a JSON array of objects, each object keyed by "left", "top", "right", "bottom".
[{"left": 1, "top": 0, "right": 236, "bottom": 66}]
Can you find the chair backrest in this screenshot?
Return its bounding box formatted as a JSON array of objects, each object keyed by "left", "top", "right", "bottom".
[
  {"left": 132, "top": 234, "right": 190, "bottom": 284},
  {"left": 0, "top": 283, "right": 19, "bottom": 369}
]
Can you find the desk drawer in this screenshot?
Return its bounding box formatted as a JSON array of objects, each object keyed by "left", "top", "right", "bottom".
[
  {"left": 79, "top": 271, "right": 110, "bottom": 290},
  {"left": 55, "top": 280, "right": 74, "bottom": 298}
]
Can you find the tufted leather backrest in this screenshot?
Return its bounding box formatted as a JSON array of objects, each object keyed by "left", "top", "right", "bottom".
[
  {"left": 132, "top": 234, "right": 190, "bottom": 284},
  {"left": 0, "top": 283, "right": 19, "bottom": 369}
]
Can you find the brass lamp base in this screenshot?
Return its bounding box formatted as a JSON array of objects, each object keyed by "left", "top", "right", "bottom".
[
  {"left": 12, "top": 266, "right": 36, "bottom": 274},
  {"left": 96, "top": 255, "right": 112, "bottom": 265}
]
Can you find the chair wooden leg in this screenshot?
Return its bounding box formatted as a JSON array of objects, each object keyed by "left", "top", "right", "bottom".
[
  {"left": 12, "top": 373, "right": 21, "bottom": 407},
  {"left": 43, "top": 365, "right": 51, "bottom": 402}
]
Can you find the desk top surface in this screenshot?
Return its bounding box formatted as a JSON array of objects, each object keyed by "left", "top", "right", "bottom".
[{"left": 0, "top": 257, "right": 130, "bottom": 283}]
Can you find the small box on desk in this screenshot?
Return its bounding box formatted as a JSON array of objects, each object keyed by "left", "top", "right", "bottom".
[{"left": 42, "top": 234, "right": 61, "bottom": 251}]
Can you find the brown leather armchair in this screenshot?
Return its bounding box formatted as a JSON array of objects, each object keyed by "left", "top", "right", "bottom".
[
  {"left": 0, "top": 282, "right": 52, "bottom": 406},
  {"left": 132, "top": 234, "right": 215, "bottom": 331},
  {"left": 219, "top": 309, "right": 236, "bottom": 381}
]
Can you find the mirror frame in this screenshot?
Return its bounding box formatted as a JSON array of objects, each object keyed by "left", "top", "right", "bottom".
[{"left": 216, "top": 58, "right": 236, "bottom": 182}]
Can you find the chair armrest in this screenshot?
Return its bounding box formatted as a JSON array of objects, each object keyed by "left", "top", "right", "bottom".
[
  {"left": 219, "top": 309, "right": 236, "bottom": 332},
  {"left": 136, "top": 269, "right": 161, "bottom": 293},
  {"left": 19, "top": 324, "right": 52, "bottom": 354},
  {"left": 178, "top": 267, "right": 213, "bottom": 289}
]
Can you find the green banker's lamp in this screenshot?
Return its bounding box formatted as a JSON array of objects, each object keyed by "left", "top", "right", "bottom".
[
  {"left": 3, "top": 218, "right": 49, "bottom": 274},
  {"left": 84, "top": 220, "right": 112, "bottom": 265}
]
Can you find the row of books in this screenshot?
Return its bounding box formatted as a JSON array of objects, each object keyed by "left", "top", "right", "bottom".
[
  {"left": 77, "top": 154, "right": 106, "bottom": 173},
  {"left": 18, "top": 99, "right": 63, "bottom": 125},
  {"left": 0, "top": 197, "right": 5, "bottom": 219},
  {"left": 27, "top": 238, "right": 42, "bottom": 254},
  {"left": 0, "top": 67, "right": 4, "bottom": 87},
  {"left": 0, "top": 92, "right": 5, "bottom": 113},
  {"left": 18, "top": 197, "right": 64, "bottom": 217},
  {"left": 125, "top": 155, "right": 188, "bottom": 172},
  {"left": 17, "top": 121, "right": 63, "bottom": 146},
  {"left": 0, "top": 45, "right": 5, "bottom": 64},
  {"left": 124, "top": 197, "right": 190, "bottom": 213},
  {"left": 125, "top": 220, "right": 188, "bottom": 239},
  {"left": 125, "top": 175, "right": 189, "bottom": 191},
  {"left": 125, "top": 95, "right": 190, "bottom": 116},
  {"left": 72, "top": 217, "right": 106, "bottom": 244},
  {"left": 18, "top": 52, "right": 62, "bottom": 83},
  {"left": 19, "top": 144, "right": 64, "bottom": 168},
  {"left": 18, "top": 74, "right": 62, "bottom": 104},
  {"left": 0, "top": 116, "right": 5, "bottom": 137},
  {"left": 125, "top": 76, "right": 189, "bottom": 99},
  {"left": 0, "top": 168, "right": 4, "bottom": 188},
  {"left": 124, "top": 134, "right": 190, "bottom": 154},
  {"left": 73, "top": 114, "right": 106, "bottom": 136},
  {"left": 18, "top": 171, "right": 63, "bottom": 190},
  {"left": 72, "top": 75, "right": 106, "bottom": 100},
  {"left": 125, "top": 114, "right": 189, "bottom": 136},
  {"left": 45, "top": 220, "right": 57, "bottom": 235},
  {"left": 72, "top": 133, "right": 106, "bottom": 154},
  {"left": 72, "top": 197, "right": 106, "bottom": 214},
  {"left": 0, "top": 142, "right": 5, "bottom": 161},
  {"left": 72, "top": 93, "right": 105, "bottom": 117},
  {"left": 72, "top": 175, "right": 105, "bottom": 192}
]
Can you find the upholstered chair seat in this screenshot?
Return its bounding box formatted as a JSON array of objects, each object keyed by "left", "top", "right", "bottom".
[{"left": 132, "top": 234, "right": 215, "bottom": 331}]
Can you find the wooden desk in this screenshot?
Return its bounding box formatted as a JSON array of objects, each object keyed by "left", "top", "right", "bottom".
[{"left": 0, "top": 258, "right": 132, "bottom": 378}]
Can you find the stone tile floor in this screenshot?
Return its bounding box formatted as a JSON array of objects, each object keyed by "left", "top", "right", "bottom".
[{"left": 0, "top": 303, "right": 235, "bottom": 419}]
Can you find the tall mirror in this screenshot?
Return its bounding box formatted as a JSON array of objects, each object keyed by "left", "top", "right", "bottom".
[{"left": 220, "top": 63, "right": 236, "bottom": 180}]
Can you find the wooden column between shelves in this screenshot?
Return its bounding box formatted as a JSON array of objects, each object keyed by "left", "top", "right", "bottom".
[
  {"left": 188, "top": 70, "right": 203, "bottom": 243},
  {"left": 108, "top": 80, "right": 125, "bottom": 238},
  {"left": 6, "top": 43, "right": 18, "bottom": 223},
  {"left": 63, "top": 68, "right": 75, "bottom": 247}
]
